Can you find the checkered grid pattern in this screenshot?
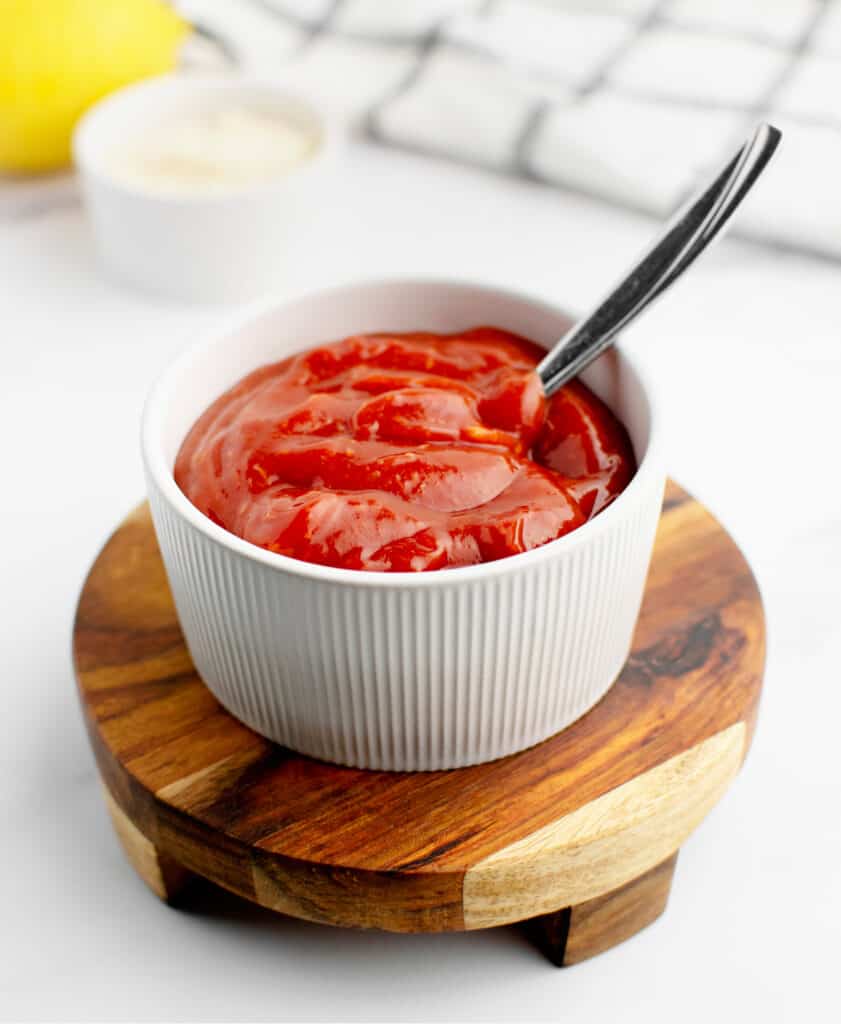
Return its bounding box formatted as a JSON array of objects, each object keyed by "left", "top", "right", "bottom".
[{"left": 179, "top": 0, "right": 841, "bottom": 260}]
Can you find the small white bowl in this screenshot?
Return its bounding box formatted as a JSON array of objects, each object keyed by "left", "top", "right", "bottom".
[
  {"left": 73, "top": 74, "right": 332, "bottom": 303},
  {"left": 142, "top": 278, "right": 665, "bottom": 770}
]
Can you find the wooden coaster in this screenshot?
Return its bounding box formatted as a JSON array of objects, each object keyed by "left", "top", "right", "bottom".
[{"left": 73, "top": 481, "right": 765, "bottom": 966}]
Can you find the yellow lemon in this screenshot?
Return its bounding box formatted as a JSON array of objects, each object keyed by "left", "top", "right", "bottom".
[{"left": 0, "top": 0, "right": 189, "bottom": 174}]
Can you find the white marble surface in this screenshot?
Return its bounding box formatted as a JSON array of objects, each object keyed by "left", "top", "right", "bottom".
[{"left": 1, "top": 141, "right": 840, "bottom": 1023}]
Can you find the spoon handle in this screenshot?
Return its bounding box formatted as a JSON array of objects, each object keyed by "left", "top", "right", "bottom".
[{"left": 537, "top": 122, "right": 781, "bottom": 397}]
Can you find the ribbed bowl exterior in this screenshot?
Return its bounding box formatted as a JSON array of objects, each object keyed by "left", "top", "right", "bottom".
[
  {"left": 147, "top": 468, "right": 664, "bottom": 771},
  {"left": 142, "top": 278, "right": 664, "bottom": 771}
]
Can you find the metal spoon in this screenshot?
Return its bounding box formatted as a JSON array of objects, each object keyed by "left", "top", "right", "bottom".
[{"left": 537, "top": 122, "right": 782, "bottom": 397}]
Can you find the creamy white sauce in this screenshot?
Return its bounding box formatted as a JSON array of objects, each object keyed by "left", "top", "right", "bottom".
[{"left": 107, "top": 104, "right": 319, "bottom": 191}]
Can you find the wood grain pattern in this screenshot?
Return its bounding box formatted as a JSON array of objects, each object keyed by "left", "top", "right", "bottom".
[
  {"left": 74, "top": 481, "right": 765, "bottom": 945},
  {"left": 103, "top": 786, "right": 192, "bottom": 902},
  {"left": 461, "top": 722, "right": 742, "bottom": 927},
  {"left": 529, "top": 854, "right": 679, "bottom": 966},
  {"left": 565, "top": 853, "right": 679, "bottom": 965}
]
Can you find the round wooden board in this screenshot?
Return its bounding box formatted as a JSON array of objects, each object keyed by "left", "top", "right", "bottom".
[{"left": 74, "top": 481, "right": 765, "bottom": 965}]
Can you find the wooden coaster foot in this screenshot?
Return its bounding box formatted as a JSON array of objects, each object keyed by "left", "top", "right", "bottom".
[
  {"left": 527, "top": 852, "right": 678, "bottom": 966},
  {"left": 104, "top": 787, "right": 193, "bottom": 903}
]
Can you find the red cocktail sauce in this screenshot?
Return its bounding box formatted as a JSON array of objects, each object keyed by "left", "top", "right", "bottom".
[{"left": 175, "top": 328, "right": 636, "bottom": 572}]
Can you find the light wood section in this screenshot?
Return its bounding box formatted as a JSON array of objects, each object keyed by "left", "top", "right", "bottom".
[
  {"left": 462, "top": 723, "right": 743, "bottom": 928},
  {"left": 74, "top": 481, "right": 765, "bottom": 959},
  {"left": 103, "top": 786, "right": 191, "bottom": 902}
]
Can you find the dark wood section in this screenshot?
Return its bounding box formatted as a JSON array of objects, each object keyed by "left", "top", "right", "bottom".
[
  {"left": 524, "top": 907, "right": 571, "bottom": 967},
  {"left": 568, "top": 853, "right": 678, "bottom": 965},
  {"left": 73, "top": 481, "right": 765, "bottom": 953}
]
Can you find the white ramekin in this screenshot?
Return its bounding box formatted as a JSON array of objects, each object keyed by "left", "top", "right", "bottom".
[
  {"left": 142, "top": 278, "right": 665, "bottom": 770},
  {"left": 73, "top": 74, "right": 333, "bottom": 303}
]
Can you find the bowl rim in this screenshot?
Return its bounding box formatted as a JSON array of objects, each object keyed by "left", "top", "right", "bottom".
[
  {"left": 72, "top": 72, "right": 334, "bottom": 204},
  {"left": 142, "top": 276, "right": 664, "bottom": 588}
]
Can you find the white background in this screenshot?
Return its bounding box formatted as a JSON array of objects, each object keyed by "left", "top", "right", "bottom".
[{"left": 1, "top": 140, "right": 840, "bottom": 1022}]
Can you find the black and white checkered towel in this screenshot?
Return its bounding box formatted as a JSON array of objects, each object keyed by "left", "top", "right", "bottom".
[{"left": 178, "top": 0, "right": 841, "bottom": 261}]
